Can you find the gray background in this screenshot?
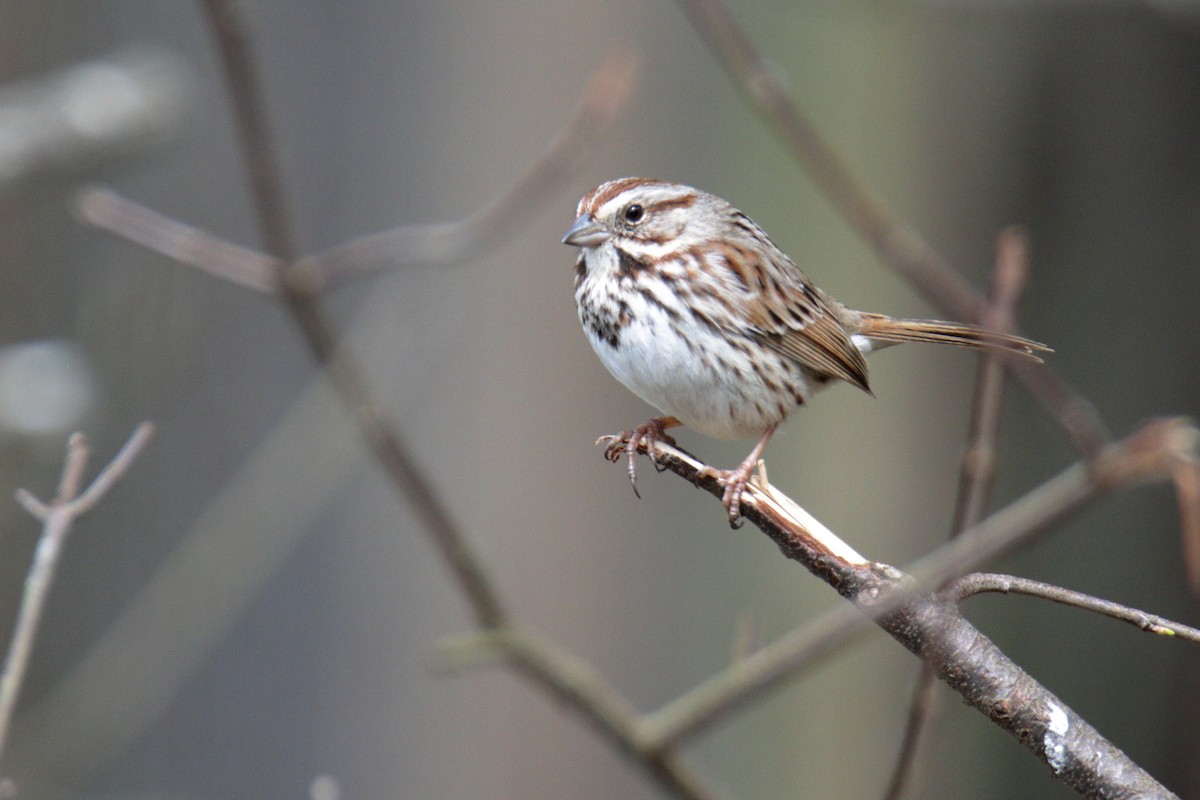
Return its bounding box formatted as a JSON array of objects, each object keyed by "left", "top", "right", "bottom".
[{"left": 0, "top": 2, "right": 1197, "bottom": 798}]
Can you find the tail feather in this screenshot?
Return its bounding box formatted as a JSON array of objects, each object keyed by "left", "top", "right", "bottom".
[{"left": 856, "top": 313, "right": 1051, "bottom": 362}]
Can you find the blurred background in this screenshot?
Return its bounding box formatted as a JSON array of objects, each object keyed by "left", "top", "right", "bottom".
[{"left": 0, "top": 1, "right": 1197, "bottom": 798}]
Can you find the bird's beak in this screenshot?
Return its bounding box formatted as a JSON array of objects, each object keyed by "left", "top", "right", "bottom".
[{"left": 562, "top": 214, "right": 610, "bottom": 247}]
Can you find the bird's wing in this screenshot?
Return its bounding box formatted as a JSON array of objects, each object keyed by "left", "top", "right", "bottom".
[{"left": 736, "top": 251, "right": 871, "bottom": 393}]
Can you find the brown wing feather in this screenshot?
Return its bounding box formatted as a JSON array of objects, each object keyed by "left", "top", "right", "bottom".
[
  {"left": 731, "top": 250, "right": 871, "bottom": 393},
  {"left": 765, "top": 314, "right": 871, "bottom": 392},
  {"left": 704, "top": 215, "right": 871, "bottom": 393}
]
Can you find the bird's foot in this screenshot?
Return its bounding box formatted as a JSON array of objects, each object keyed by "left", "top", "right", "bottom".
[
  {"left": 697, "top": 424, "right": 778, "bottom": 527},
  {"left": 695, "top": 459, "right": 759, "bottom": 528},
  {"left": 597, "top": 417, "right": 680, "bottom": 498}
]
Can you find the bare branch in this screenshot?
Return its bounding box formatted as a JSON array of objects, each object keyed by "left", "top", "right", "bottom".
[
  {"left": 951, "top": 228, "right": 1029, "bottom": 534},
  {"left": 881, "top": 669, "right": 941, "bottom": 800},
  {"left": 55, "top": 433, "right": 91, "bottom": 505},
  {"left": 12, "top": 491, "right": 47, "bottom": 521},
  {"left": 673, "top": 0, "right": 1110, "bottom": 459},
  {"left": 304, "top": 50, "right": 639, "bottom": 289},
  {"left": 74, "top": 187, "right": 280, "bottom": 293},
  {"left": 69, "top": 422, "right": 157, "bottom": 516},
  {"left": 76, "top": 51, "right": 636, "bottom": 297},
  {"left": 639, "top": 594, "right": 877, "bottom": 748},
  {"left": 436, "top": 630, "right": 725, "bottom": 800},
  {"left": 194, "top": 0, "right": 512, "bottom": 628},
  {"left": 946, "top": 573, "right": 1200, "bottom": 644},
  {"left": 197, "top": 0, "right": 299, "bottom": 266},
  {"left": 886, "top": 227, "right": 1032, "bottom": 800},
  {"left": 1176, "top": 455, "right": 1200, "bottom": 593},
  {"left": 625, "top": 416, "right": 1196, "bottom": 765},
  {"left": 0, "top": 423, "right": 154, "bottom": 764}
]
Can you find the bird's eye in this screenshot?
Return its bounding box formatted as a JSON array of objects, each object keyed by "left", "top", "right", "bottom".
[{"left": 622, "top": 204, "right": 645, "bottom": 224}]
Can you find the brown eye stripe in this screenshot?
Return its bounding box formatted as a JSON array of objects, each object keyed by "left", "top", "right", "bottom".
[
  {"left": 647, "top": 193, "right": 697, "bottom": 214},
  {"left": 586, "top": 177, "right": 653, "bottom": 210}
]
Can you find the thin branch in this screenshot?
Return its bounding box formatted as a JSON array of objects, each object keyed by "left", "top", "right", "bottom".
[
  {"left": 89, "top": 6, "right": 637, "bottom": 629},
  {"left": 75, "top": 51, "right": 636, "bottom": 296},
  {"left": 946, "top": 573, "right": 1200, "bottom": 643},
  {"left": 77, "top": 11, "right": 641, "bottom": 630},
  {"left": 1170, "top": 440, "right": 1200, "bottom": 592},
  {"left": 881, "top": 670, "right": 941, "bottom": 800},
  {"left": 303, "top": 50, "right": 638, "bottom": 289},
  {"left": 0, "top": 423, "right": 154, "bottom": 764},
  {"left": 55, "top": 433, "right": 91, "bottom": 504},
  {"left": 70, "top": 423, "right": 158, "bottom": 516},
  {"left": 638, "top": 592, "right": 877, "bottom": 749},
  {"left": 11, "top": 491, "right": 47, "bottom": 521},
  {"left": 951, "top": 228, "right": 1029, "bottom": 534},
  {"left": 631, "top": 416, "right": 1197, "bottom": 753},
  {"left": 436, "top": 630, "right": 724, "bottom": 800},
  {"left": 885, "top": 227, "right": 1031, "bottom": 800},
  {"left": 195, "top": 0, "right": 510, "bottom": 628},
  {"left": 614, "top": 429, "right": 1189, "bottom": 797},
  {"left": 673, "top": 0, "right": 1110, "bottom": 459},
  {"left": 197, "top": 0, "right": 299, "bottom": 265},
  {"left": 73, "top": 187, "right": 280, "bottom": 293}
]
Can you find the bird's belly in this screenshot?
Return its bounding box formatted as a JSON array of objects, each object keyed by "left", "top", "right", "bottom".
[{"left": 580, "top": 300, "right": 809, "bottom": 440}]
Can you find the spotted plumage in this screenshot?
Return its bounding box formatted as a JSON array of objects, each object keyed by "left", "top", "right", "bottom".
[{"left": 564, "top": 178, "right": 1050, "bottom": 523}]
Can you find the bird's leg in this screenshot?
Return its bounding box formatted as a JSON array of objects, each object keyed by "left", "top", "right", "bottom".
[
  {"left": 599, "top": 416, "right": 681, "bottom": 498},
  {"left": 703, "top": 424, "right": 778, "bottom": 527}
]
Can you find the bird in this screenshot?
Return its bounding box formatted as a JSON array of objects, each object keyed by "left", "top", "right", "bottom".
[{"left": 563, "top": 177, "right": 1049, "bottom": 524}]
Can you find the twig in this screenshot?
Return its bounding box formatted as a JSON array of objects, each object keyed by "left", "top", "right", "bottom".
[
  {"left": 951, "top": 228, "right": 1029, "bottom": 534},
  {"left": 195, "top": 0, "right": 509, "bottom": 628},
  {"left": 436, "top": 630, "right": 724, "bottom": 800},
  {"left": 76, "top": 15, "right": 639, "bottom": 629},
  {"left": 884, "top": 227, "right": 1030, "bottom": 800},
  {"left": 86, "top": 9, "right": 638, "bottom": 628},
  {"left": 617, "top": 431, "right": 1187, "bottom": 797},
  {"left": 1177, "top": 455, "right": 1200, "bottom": 592},
  {"left": 197, "top": 0, "right": 298, "bottom": 264},
  {"left": 881, "top": 671, "right": 940, "bottom": 800},
  {"left": 638, "top": 593, "right": 877, "bottom": 749},
  {"left": 0, "top": 423, "right": 154, "bottom": 763},
  {"left": 303, "top": 50, "right": 638, "bottom": 289},
  {"left": 73, "top": 187, "right": 280, "bottom": 293},
  {"left": 627, "top": 416, "right": 1197, "bottom": 756},
  {"left": 75, "top": 51, "right": 636, "bottom": 296},
  {"left": 673, "top": 0, "right": 1110, "bottom": 459},
  {"left": 946, "top": 574, "right": 1200, "bottom": 643}
]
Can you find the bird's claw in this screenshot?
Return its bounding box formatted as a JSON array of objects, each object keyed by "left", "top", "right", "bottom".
[
  {"left": 696, "top": 461, "right": 760, "bottom": 528},
  {"left": 596, "top": 419, "right": 678, "bottom": 499}
]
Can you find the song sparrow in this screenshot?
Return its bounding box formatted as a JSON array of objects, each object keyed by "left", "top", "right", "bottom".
[{"left": 563, "top": 178, "right": 1049, "bottom": 524}]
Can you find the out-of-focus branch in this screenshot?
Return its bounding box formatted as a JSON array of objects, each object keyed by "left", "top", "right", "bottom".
[
  {"left": 0, "top": 423, "right": 154, "bottom": 764},
  {"left": 436, "top": 629, "right": 724, "bottom": 800},
  {"left": 622, "top": 416, "right": 1197, "bottom": 767},
  {"left": 1173, "top": 441, "right": 1200, "bottom": 592},
  {"left": 75, "top": 40, "right": 639, "bottom": 626},
  {"left": 196, "top": 0, "right": 512, "bottom": 628},
  {"left": 673, "top": 0, "right": 1110, "bottom": 459},
  {"left": 74, "top": 51, "right": 636, "bottom": 296},
  {"left": 432, "top": 417, "right": 1197, "bottom": 799},
  {"left": 946, "top": 574, "right": 1200, "bottom": 643},
  {"left": 302, "top": 51, "right": 638, "bottom": 289},
  {"left": 83, "top": 2, "right": 638, "bottom": 630},
  {"left": 951, "top": 228, "right": 1029, "bottom": 534},
  {"left": 885, "top": 227, "right": 1031, "bottom": 800},
  {"left": 74, "top": 187, "right": 280, "bottom": 292},
  {"left": 0, "top": 50, "right": 188, "bottom": 194}
]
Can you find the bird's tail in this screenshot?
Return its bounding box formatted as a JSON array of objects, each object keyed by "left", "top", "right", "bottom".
[{"left": 856, "top": 313, "right": 1051, "bottom": 362}]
